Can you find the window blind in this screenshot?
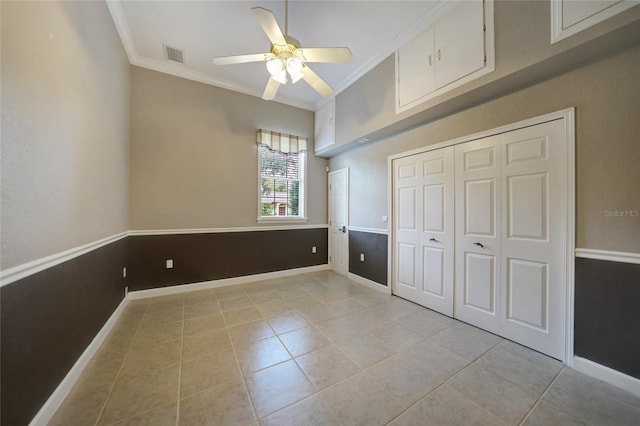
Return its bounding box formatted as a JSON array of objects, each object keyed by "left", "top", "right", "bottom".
[{"left": 256, "top": 129, "right": 308, "bottom": 154}]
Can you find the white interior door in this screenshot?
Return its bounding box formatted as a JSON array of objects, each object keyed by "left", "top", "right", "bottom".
[
  {"left": 329, "top": 169, "right": 348, "bottom": 275},
  {"left": 393, "top": 147, "right": 455, "bottom": 316},
  {"left": 454, "top": 136, "right": 502, "bottom": 335},
  {"left": 454, "top": 120, "right": 567, "bottom": 360},
  {"left": 499, "top": 120, "right": 566, "bottom": 360}
]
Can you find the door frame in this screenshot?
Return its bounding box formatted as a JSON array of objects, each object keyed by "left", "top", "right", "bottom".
[
  {"left": 387, "top": 108, "right": 575, "bottom": 364},
  {"left": 328, "top": 168, "right": 349, "bottom": 275}
]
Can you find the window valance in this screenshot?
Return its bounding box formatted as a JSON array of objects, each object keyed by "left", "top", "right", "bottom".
[{"left": 256, "top": 129, "right": 308, "bottom": 154}]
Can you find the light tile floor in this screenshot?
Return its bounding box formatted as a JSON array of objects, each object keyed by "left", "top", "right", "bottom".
[{"left": 51, "top": 271, "right": 640, "bottom": 425}]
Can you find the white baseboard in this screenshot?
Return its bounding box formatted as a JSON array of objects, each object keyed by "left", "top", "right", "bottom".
[
  {"left": 347, "top": 272, "right": 391, "bottom": 295},
  {"left": 128, "top": 264, "right": 331, "bottom": 300},
  {"left": 572, "top": 356, "right": 640, "bottom": 398},
  {"left": 30, "top": 297, "right": 129, "bottom": 426}
]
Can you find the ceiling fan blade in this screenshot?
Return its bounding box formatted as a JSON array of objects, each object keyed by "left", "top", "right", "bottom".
[
  {"left": 299, "top": 47, "right": 353, "bottom": 63},
  {"left": 212, "top": 53, "right": 272, "bottom": 66},
  {"left": 251, "top": 7, "right": 287, "bottom": 46},
  {"left": 262, "top": 77, "right": 280, "bottom": 100},
  {"left": 302, "top": 65, "right": 333, "bottom": 97}
]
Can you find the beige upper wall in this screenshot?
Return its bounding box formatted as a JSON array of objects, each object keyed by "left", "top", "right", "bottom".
[
  {"left": 335, "top": 0, "right": 640, "bottom": 147},
  {"left": 1, "top": 1, "right": 131, "bottom": 269},
  {"left": 129, "top": 67, "right": 327, "bottom": 230},
  {"left": 330, "top": 45, "right": 640, "bottom": 253}
]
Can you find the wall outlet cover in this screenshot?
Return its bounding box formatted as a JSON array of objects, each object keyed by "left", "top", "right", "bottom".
[
  {"left": 360, "top": 253, "right": 365, "bottom": 262},
  {"left": 166, "top": 259, "right": 174, "bottom": 268}
]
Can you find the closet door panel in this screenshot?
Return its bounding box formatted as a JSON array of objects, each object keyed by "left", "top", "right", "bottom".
[
  {"left": 455, "top": 136, "right": 501, "bottom": 334},
  {"left": 500, "top": 119, "right": 567, "bottom": 360}
]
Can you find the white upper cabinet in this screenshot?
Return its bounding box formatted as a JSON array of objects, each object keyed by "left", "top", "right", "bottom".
[
  {"left": 397, "top": 28, "right": 436, "bottom": 109},
  {"left": 314, "top": 99, "right": 335, "bottom": 156},
  {"left": 396, "top": 0, "right": 494, "bottom": 114},
  {"left": 434, "top": 0, "right": 486, "bottom": 88},
  {"left": 551, "top": 0, "right": 638, "bottom": 43}
]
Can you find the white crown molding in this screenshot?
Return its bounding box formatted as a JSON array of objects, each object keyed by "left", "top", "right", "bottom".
[
  {"left": 575, "top": 248, "right": 640, "bottom": 265},
  {"left": 128, "top": 264, "right": 330, "bottom": 299},
  {"left": 313, "top": 0, "right": 455, "bottom": 111},
  {"left": 129, "top": 224, "right": 329, "bottom": 236},
  {"left": 29, "top": 296, "right": 129, "bottom": 426},
  {"left": 572, "top": 356, "right": 640, "bottom": 398},
  {"left": 106, "top": 0, "right": 314, "bottom": 111},
  {"left": 130, "top": 55, "right": 315, "bottom": 111},
  {"left": 108, "top": 0, "right": 454, "bottom": 113},
  {"left": 0, "top": 232, "right": 128, "bottom": 288},
  {"left": 348, "top": 226, "right": 388, "bottom": 235}
]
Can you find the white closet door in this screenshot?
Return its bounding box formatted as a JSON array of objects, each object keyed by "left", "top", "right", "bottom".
[
  {"left": 454, "top": 136, "right": 502, "bottom": 335},
  {"left": 499, "top": 120, "right": 566, "bottom": 360},
  {"left": 393, "top": 147, "right": 455, "bottom": 316},
  {"left": 394, "top": 155, "right": 421, "bottom": 301},
  {"left": 418, "top": 147, "right": 455, "bottom": 316}
]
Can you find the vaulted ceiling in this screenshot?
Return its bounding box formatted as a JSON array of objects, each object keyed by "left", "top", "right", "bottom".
[{"left": 107, "top": 1, "right": 441, "bottom": 110}]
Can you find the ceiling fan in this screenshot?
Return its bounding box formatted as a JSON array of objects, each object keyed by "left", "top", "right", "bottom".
[{"left": 212, "top": 0, "right": 353, "bottom": 101}]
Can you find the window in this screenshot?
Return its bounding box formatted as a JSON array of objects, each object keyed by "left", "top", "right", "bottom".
[{"left": 257, "top": 130, "right": 307, "bottom": 221}]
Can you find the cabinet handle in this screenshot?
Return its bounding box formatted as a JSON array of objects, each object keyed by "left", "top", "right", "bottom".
[
  {"left": 428, "top": 54, "right": 432, "bottom": 66},
  {"left": 473, "top": 242, "right": 485, "bottom": 249},
  {"left": 437, "top": 49, "right": 441, "bottom": 61}
]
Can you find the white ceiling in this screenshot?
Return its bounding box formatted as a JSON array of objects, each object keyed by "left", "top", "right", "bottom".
[{"left": 107, "top": 1, "right": 443, "bottom": 111}]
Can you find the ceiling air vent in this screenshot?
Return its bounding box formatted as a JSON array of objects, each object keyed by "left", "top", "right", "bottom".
[{"left": 164, "top": 44, "right": 185, "bottom": 64}]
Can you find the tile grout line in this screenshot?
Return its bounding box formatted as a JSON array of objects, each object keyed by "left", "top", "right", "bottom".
[
  {"left": 224, "top": 295, "right": 262, "bottom": 424},
  {"left": 175, "top": 298, "right": 186, "bottom": 426},
  {"left": 517, "top": 365, "right": 566, "bottom": 425},
  {"left": 382, "top": 335, "right": 508, "bottom": 425},
  {"left": 93, "top": 302, "right": 147, "bottom": 426}
]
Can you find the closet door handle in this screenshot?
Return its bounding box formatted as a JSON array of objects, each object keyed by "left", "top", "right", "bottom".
[
  {"left": 437, "top": 49, "right": 441, "bottom": 61},
  {"left": 428, "top": 54, "right": 432, "bottom": 66},
  {"left": 473, "top": 242, "right": 485, "bottom": 249},
  {"left": 429, "top": 238, "right": 438, "bottom": 243}
]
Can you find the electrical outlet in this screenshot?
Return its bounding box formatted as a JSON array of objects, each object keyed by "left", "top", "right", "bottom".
[
  {"left": 125, "top": 286, "right": 128, "bottom": 296},
  {"left": 166, "top": 259, "right": 173, "bottom": 269},
  {"left": 382, "top": 215, "right": 388, "bottom": 222},
  {"left": 360, "top": 253, "right": 365, "bottom": 262},
  {"left": 312, "top": 246, "right": 317, "bottom": 253},
  {"left": 122, "top": 266, "right": 127, "bottom": 278}
]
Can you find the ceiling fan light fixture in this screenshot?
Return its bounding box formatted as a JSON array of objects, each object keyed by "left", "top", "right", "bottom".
[
  {"left": 266, "top": 58, "right": 287, "bottom": 84},
  {"left": 286, "top": 57, "right": 304, "bottom": 83}
]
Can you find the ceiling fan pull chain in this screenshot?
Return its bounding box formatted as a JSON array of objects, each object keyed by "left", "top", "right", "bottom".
[{"left": 285, "top": 0, "right": 288, "bottom": 36}]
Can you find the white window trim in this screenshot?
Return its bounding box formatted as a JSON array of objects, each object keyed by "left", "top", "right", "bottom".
[{"left": 257, "top": 147, "right": 308, "bottom": 223}]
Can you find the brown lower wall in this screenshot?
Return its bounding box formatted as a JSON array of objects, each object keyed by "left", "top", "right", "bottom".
[
  {"left": 128, "top": 228, "right": 328, "bottom": 291},
  {"left": 0, "top": 238, "right": 129, "bottom": 426},
  {"left": 348, "top": 231, "right": 388, "bottom": 286},
  {"left": 0, "top": 227, "right": 327, "bottom": 424},
  {"left": 574, "top": 257, "right": 640, "bottom": 379}
]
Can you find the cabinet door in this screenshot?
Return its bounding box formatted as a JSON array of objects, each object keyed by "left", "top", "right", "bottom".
[
  {"left": 397, "top": 28, "right": 435, "bottom": 109},
  {"left": 314, "top": 99, "right": 335, "bottom": 154},
  {"left": 435, "top": 0, "right": 485, "bottom": 88}
]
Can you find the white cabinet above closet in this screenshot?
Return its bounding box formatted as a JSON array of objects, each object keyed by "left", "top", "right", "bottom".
[
  {"left": 551, "top": 0, "right": 638, "bottom": 43},
  {"left": 396, "top": 0, "right": 494, "bottom": 114}
]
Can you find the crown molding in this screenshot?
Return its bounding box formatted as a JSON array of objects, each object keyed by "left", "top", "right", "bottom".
[
  {"left": 105, "top": 0, "right": 314, "bottom": 111},
  {"left": 313, "top": 0, "right": 454, "bottom": 111}
]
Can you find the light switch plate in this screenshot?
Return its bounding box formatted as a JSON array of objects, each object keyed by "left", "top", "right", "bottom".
[{"left": 166, "top": 259, "right": 173, "bottom": 268}]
